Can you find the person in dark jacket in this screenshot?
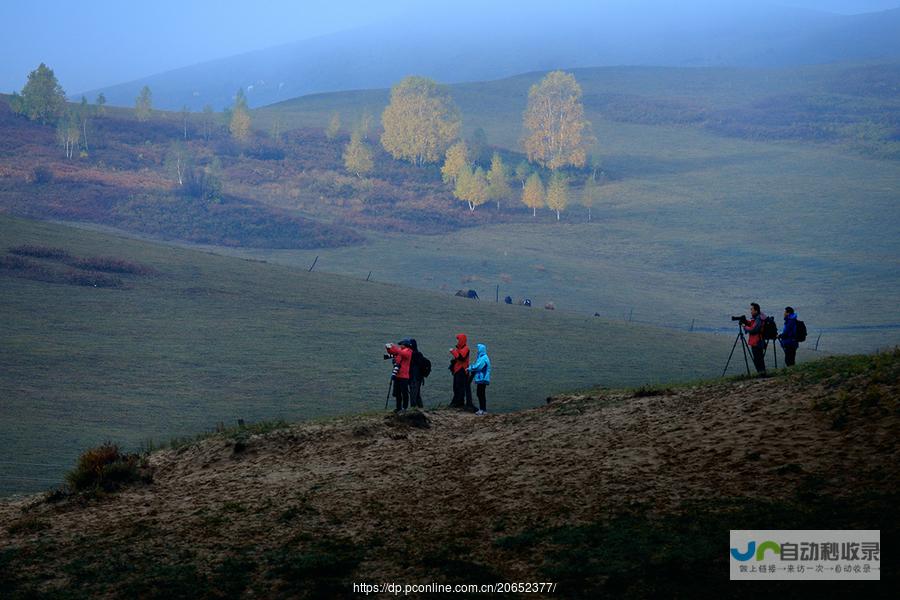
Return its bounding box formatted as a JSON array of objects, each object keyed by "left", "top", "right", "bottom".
[
  {"left": 742, "top": 302, "right": 767, "bottom": 374},
  {"left": 779, "top": 306, "right": 799, "bottom": 367},
  {"left": 408, "top": 338, "right": 427, "bottom": 409},
  {"left": 467, "top": 343, "right": 491, "bottom": 415},
  {"left": 386, "top": 340, "right": 412, "bottom": 412},
  {"left": 449, "top": 333, "right": 473, "bottom": 409}
]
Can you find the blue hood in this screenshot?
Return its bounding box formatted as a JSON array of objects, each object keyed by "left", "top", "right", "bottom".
[{"left": 477, "top": 343, "right": 487, "bottom": 356}]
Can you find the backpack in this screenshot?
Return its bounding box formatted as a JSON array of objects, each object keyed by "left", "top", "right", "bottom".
[
  {"left": 419, "top": 354, "right": 432, "bottom": 379},
  {"left": 763, "top": 316, "right": 779, "bottom": 340},
  {"left": 796, "top": 320, "right": 807, "bottom": 343}
]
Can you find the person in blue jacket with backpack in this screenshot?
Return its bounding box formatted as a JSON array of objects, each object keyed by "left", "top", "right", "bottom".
[
  {"left": 779, "top": 306, "right": 800, "bottom": 367},
  {"left": 467, "top": 343, "right": 491, "bottom": 415}
]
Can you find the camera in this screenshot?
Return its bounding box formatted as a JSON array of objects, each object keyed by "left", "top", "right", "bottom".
[
  {"left": 731, "top": 315, "right": 747, "bottom": 324},
  {"left": 383, "top": 354, "right": 392, "bottom": 360}
]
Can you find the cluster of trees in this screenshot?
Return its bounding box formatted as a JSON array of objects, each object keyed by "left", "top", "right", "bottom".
[
  {"left": 9, "top": 63, "right": 93, "bottom": 159},
  {"left": 11, "top": 62, "right": 603, "bottom": 221},
  {"left": 369, "top": 70, "right": 597, "bottom": 219}
]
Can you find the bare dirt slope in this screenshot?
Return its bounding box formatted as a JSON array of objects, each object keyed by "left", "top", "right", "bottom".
[{"left": 1, "top": 351, "right": 898, "bottom": 598}]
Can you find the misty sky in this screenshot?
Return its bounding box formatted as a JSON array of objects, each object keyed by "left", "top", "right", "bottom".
[{"left": 2, "top": 0, "right": 899, "bottom": 95}]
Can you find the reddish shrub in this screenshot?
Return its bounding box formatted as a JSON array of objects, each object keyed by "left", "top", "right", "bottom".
[{"left": 67, "top": 256, "right": 157, "bottom": 276}]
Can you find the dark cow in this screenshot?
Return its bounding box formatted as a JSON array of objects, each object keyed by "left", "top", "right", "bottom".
[{"left": 455, "top": 289, "right": 479, "bottom": 300}]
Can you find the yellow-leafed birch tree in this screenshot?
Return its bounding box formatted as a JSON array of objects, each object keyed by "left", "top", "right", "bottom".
[
  {"left": 381, "top": 76, "right": 460, "bottom": 165},
  {"left": 522, "top": 71, "right": 592, "bottom": 170},
  {"left": 546, "top": 172, "right": 569, "bottom": 220},
  {"left": 522, "top": 172, "right": 545, "bottom": 217}
]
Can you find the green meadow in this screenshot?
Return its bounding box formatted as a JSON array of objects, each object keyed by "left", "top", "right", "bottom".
[
  {"left": 247, "top": 63, "right": 900, "bottom": 355},
  {"left": 1, "top": 215, "right": 747, "bottom": 496},
  {"left": 3, "top": 62, "right": 898, "bottom": 496}
]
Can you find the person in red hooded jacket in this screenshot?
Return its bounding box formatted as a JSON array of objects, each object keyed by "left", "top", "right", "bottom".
[
  {"left": 449, "top": 333, "right": 473, "bottom": 409},
  {"left": 742, "top": 302, "right": 768, "bottom": 375},
  {"left": 386, "top": 340, "right": 413, "bottom": 412}
]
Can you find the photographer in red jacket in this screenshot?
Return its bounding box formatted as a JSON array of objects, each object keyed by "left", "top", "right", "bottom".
[
  {"left": 386, "top": 340, "right": 413, "bottom": 412},
  {"left": 742, "top": 302, "right": 768, "bottom": 375},
  {"left": 449, "top": 333, "right": 473, "bottom": 409}
]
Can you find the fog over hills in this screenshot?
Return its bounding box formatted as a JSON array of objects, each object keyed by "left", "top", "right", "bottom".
[{"left": 84, "top": 1, "right": 900, "bottom": 110}]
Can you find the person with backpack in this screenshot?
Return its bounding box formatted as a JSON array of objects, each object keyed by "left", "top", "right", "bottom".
[
  {"left": 449, "top": 333, "right": 473, "bottom": 409},
  {"left": 778, "top": 307, "right": 801, "bottom": 367},
  {"left": 742, "top": 302, "right": 768, "bottom": 375},
  {"left": 407, "top": 338, "right": 431, "bottom": 409},
  {"left": 385, "top": 340, "right": 412, "bottom": 412},
  {"left": 467, "top": 343, "right": 492, "bottom": 415}
]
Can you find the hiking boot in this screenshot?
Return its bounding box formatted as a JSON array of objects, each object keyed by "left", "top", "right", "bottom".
[{"left": 475, "top": 410, "right": 484, "bottom": 416}]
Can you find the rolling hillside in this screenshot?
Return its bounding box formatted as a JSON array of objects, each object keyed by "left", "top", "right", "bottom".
[
  {"left": 0, "top": 215, "right": 747, "bottom": 496},
  {"left": 5, "top": 62, "right": 899, "bottom": 359},
  {"left": 84, "top": 3, "right": 900, "bottom": 111},
  {"left": 246, "top": 62, "right": 900, "bottom": 356},
  {"left": 1, "top": 350, "right": 896, "bottom": 597}
]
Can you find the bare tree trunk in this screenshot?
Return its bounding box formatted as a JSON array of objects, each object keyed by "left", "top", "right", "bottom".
[{"left": 82, "top": 119, "right": 89, "bottom": 152}]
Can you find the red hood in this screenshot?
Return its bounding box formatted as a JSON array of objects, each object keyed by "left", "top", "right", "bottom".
[{"left": 456, "top": 333, "right": 467, "bottom": 348}]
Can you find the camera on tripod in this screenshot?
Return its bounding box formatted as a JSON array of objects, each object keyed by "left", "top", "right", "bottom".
[{"left": 731, "top": 315, "right": 748, "bottom": 325}]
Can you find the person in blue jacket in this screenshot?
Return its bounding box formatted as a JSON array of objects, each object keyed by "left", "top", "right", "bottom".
[
  {"left": 779, "top": 306, "right": 799, "bottom": 367},
  {"left": 467, "top": 343, "right": 492, "bottom": 415}
]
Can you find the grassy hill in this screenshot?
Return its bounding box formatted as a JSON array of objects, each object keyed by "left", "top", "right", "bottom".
[
  {"left": 0, "top": 215, "right": 748, "bottom": 497},
  {"left": 3, "top": 62, "right": 898, "bottom": 360},
  {"left": 255, "top": 61, "right": 900, "bottom": 159},
  {"left": 1, "top": 349, "right": 896, "bottom": 598},
  {"left": 248, "top": 61, "right": 900, "bottom": 356}
]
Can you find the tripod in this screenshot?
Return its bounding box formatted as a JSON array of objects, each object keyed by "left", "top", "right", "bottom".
[
  {"left": 763, "top": 340, "right": 777, "bottom": 368},
  {"left": 722, "top": 322, "right": 752, "bottom": 377},
  {"left": 384, "top": 378, "right": 393, "bottom": 410}
]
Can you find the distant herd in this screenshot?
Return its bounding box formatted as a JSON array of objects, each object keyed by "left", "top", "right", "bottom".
[{"left": 455, "top": 289, "right": 555, "bottom": 310}]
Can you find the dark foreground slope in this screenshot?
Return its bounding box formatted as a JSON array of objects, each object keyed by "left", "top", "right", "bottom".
[{"left": 1, "top": 351, "right": 897, "bottom": 599}]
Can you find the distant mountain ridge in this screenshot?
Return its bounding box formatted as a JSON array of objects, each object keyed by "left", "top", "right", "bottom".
[{"left": 83, "top": 4, "right": 900, "bottom": 111}]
